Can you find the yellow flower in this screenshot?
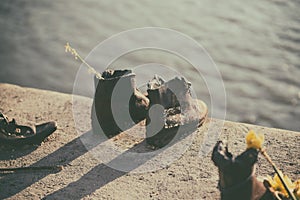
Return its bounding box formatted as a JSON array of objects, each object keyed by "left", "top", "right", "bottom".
[
  {"left": 266, "top": 171, "right": 299, "bottom": 199},
  {"left": 294, "top": 180, "right": 300, "bottom": 199},
  {"left": 267, "top": 175, "right": 279, "bottom": 189},
  {"left": 64, "top": 42, "right": 79, "bottom": 59},
  {"left": 64, "top": 42, "right": 71, "bottom": 53},
  {"left": 245, "top": 130, "right": 264, "bottom": 150}
]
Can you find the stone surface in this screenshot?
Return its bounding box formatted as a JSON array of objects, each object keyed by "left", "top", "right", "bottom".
[{"left": 0, "top": 83, "right": 299, "bottom": 200}]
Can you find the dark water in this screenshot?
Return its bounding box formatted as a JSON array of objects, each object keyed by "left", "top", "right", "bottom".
[{"left": 0, "top": 0, "right": 299, "bottom": 131}]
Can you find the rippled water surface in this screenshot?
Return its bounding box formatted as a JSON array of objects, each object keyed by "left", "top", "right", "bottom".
[{"left": 0, "top": 0, "right": 299, "bottom": 131}]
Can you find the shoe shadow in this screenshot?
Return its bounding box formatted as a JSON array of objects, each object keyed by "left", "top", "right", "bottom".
[
  {"left": 43, "top": 142, "right": 148, "bottom": 199},
  {"left": 0, "top": 122, "right": 198, "bottom": 199},
  {"left": 42, "top": 123, "right": 198, "bottom": 200},
  {"left": 0, "top": 145, "right": 38, "bottom": 160},
  {"left": 0, "top": 130, "right": 103, "bottom": 199},
  {"left": 41, "top": 140, "right": 156, "bottom": 200}
]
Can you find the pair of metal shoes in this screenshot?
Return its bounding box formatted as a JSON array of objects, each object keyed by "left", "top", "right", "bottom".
[
  {"left": 92, "top": 69, "right": 208, "bottom": 148},
  {"left": 0, "top": 113, "right": 57, "bottom": 146}
]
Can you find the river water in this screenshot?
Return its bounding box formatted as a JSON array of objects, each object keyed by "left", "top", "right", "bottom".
[{"left": 0, "top": 0, "right": 299, "bottom": 131}]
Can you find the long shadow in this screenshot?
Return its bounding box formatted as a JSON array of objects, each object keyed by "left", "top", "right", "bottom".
[
  {"left": 42, "top": 140, "right": 152, "bottom": 200},
  {"left": 0, "top": 145, "right": 38, "bottom": 160},
  {"left": 42, "top": 123, "right": 198, "bottom": 200},
  {"left": 0, "top": 122, "right": 197, "bottom": 199},
  {"left": 0, "top": 130, "right": 103, "bottom": 199},
  {"left": 43, "top": 163, "right": 126, "bottom": 200}
]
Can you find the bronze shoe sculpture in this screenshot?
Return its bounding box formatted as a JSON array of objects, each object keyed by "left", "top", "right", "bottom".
[
  {"left": 212, "top": 141, "right": 286, "bottom": 200},
  {"left": 92, "top": 69, "right": 149, "bottom": 138},
  {"left": 0, "top": 113, "right": 57, "bottom": 145},
  {"left": 146, "top": 75, "right": 208, "bottom": 148}
]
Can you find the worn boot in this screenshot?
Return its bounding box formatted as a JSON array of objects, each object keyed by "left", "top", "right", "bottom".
[
  {"left": 0, "top": 113, "right": 57, "bottom": 145},
  {"left": 92, "top": 69, "right": 149, "bottom": 138},
  {"left": 146, "top": 75, "right": 207, "bottom": 148}
]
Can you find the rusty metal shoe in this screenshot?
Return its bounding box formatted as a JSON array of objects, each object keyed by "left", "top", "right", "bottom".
[
  {"left": 146, "top": 75, "right": 208, "bottom": 148},
  {"left": 0, "top": 113, "right": 57, "bottom": 145},
  {"left": 92, "top": 69, "right": 149, "bottom": 138}
]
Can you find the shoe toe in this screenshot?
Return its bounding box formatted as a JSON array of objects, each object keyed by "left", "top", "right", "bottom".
[{"left": 36, "top": 121, "right": 57, "bottom": 133}]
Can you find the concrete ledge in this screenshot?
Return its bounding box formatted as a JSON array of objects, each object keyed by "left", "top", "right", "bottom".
[{"left": 0, "top": 83, "right": 299, "bottom": 200}]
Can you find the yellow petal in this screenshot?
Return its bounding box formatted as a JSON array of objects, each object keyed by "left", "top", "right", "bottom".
[
  {"left": 267, "top": 173, "right": 300, "bottom": 199},
  {"left": 64, "top": 42, "right": 70, "bottom": 52},
  {"left": 284, "top": 175, "right": 295, "bottom": 189},
  {"left": 246, "top": 130, "right": 264, "bottom": 150},
  {"left": 274, "top": 173, "right": 296, "bottom": 197},
  {"left": 266, "top": 175, "right": 278, "bottom": 189},
  {"left": 293, "top": 180, "right": 300, "bottom": 199}
]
